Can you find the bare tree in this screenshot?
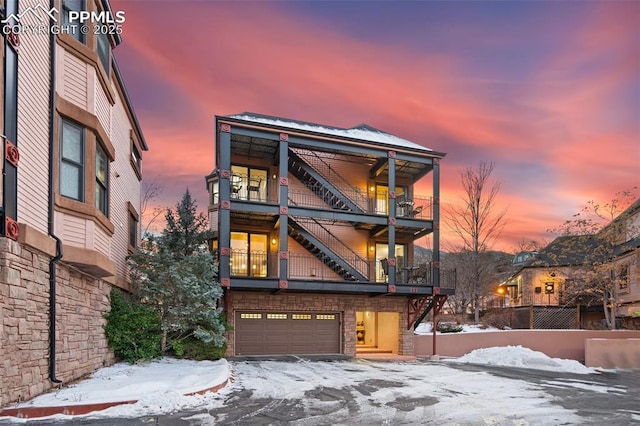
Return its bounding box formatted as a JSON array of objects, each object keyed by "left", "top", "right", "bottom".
[
  {"left": 141, "top": 176, "right": 166, "bottom": 237},
  {"left": 445, "top": 161, "right": 508, "bottom": 322},
  {"left": 512, "top": 239, "right": 546, "bottom": 254},
  {"left": 548, "top": 188, "right": 638, "bottom": 329}
]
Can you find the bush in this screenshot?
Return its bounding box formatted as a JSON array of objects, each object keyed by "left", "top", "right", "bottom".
[
  {"left": 437, "top": 322, "right": 464, "bottom": 333},
  {"left": 104, "top": 290, "right": 161, "bottom": 363},
  {"left": 171, "top": 336, "right": 227, "bottom": 360}
]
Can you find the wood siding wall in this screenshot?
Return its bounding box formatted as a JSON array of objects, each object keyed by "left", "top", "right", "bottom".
[
  {"left": 16, "top": 0, "right": 52, "bottom": 234},
  {"left": 108, "top": 85, "right": 142, "bottom": 279},
  {"left": 60, "top": 48, "right": 88, "bottom": 109},
  {"left": 53, "top": 41, "right": 142, "bottom": 281},
  {"left": 94, "top": 75, "right": 111, "bottom": 135}
]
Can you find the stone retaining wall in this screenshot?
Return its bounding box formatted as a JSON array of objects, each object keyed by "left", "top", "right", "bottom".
[{"left": 0, "top": 237, "right": 115, "bottom": 407}]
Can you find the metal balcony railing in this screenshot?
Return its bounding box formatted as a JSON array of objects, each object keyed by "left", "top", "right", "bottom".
[
  {"left": 230, "top": 249, "right": 268, "bottom": 277},
  {"left": 396, "top": 195, "right": 433, "bottom": 219},
  {"left": 382, "top": 263, "right": 456, "bottom": 287},
  {"left": 229, "top": 174, "right": 278, "bottom": 203}
]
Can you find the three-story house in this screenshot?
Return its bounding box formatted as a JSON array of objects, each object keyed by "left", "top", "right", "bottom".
[{"left": 207, "top": 113, "right": 453, "bottom": 357}]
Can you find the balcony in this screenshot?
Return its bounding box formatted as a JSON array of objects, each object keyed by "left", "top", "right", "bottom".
[{"left": 226, "top": 251, "right": 455, "bottom": 288}]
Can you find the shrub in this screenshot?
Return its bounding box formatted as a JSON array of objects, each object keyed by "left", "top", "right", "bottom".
[
  {"left": 172, "top": 337, "right": 227, "bottom": 361},
  {"left": 103, "top": 290, "right": 161, "bottom": 363},
  {"left": 437, "top": 322, "right": 464, "bottom": 333}
]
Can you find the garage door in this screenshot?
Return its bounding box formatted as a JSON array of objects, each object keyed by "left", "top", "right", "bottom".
[{"left": 235, "top": 311, "right": 341, "bottom": 355}]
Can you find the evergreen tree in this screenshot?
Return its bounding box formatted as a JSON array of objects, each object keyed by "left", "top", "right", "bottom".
[{"left": 129, "top": 190, "right": 225, "bottom": 353}]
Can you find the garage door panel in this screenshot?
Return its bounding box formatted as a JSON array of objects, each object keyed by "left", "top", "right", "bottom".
[{"left": 236, "top": 311, "right": 340, "bottom": 355}]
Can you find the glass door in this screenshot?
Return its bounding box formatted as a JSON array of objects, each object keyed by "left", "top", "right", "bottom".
[{"left": 375, "top": 243, "right": 406, "bottom": 282}]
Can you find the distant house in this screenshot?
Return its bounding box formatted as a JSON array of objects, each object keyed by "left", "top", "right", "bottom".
[
  {"left": 497, "top": 198, "right": 640, "bottom": 330},
  {"left": 1, "top": 0, "right": 147, "bottom": 406},
  {"left": 206, "top": 113, "right": 454, "bottom": 357}
]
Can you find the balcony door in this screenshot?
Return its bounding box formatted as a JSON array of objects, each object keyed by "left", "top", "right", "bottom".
[
  {"left": 374, "top": 185, "right": 406, "bottom": 215},
  {"left": 231, "top": 165, "right": 268, "bottom": 202},
  {"left": 230, "top": 232, "right": 268, "bottom": 277},
  {"left": 374, "top": 243, "right": 406, "bottom": 282}
]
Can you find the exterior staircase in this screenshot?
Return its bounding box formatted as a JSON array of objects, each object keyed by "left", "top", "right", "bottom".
[
  {"left": 287, "top": 217, "right": 368, "bottom": 281},
  {"left": 288, "top": 149, "right": 364, "bottom": 213}
]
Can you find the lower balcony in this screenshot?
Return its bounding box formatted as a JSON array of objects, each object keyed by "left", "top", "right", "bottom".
[{"left": 223, "top": 251, "right": 456, "bottom": 296}]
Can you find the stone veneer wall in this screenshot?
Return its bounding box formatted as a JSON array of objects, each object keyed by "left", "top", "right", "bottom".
[
  {"left": 226, "top": 291, "right": 413, "bottom": 357},
  {"left": 0, "top": 237, "right": 115, "bottom": 407}
]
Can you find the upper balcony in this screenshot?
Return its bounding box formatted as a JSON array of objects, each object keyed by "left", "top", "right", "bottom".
[{"left": 209, "top": 171, "right": 434, "bottom": 219}]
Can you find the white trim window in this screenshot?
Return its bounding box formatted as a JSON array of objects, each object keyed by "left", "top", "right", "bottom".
[
  {"left": 61, "top": 0, "right": 86, "bottom": 43},
  {"left": 60, "top": 119, "right": 85, "bottom": 201},
  {"left": 95, "top": 142, "right": 109, "bottom": 216}
]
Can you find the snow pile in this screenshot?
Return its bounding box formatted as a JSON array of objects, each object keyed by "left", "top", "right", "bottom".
[
  {"left": 444, "top": 345, "right": 595, "bottom": 374},
  {"left": 414, "top": 322, "right": 500, "bottom": 335}
]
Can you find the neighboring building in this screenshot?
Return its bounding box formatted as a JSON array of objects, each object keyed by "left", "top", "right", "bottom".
[
  {"left": 497, "top": 198, "right": 640, "bottom": 330},
  {"left": 608, "top": 198, "right": 640, "bottom": 329},
  {"left": 1, "top": 0, "right": 147, "bottom": 406},
  {"left": 206, "top": 113, "right": 454, "bottom": 357},
  {"left": 498, "top": 236, "right": 603, "bottom": 329}
]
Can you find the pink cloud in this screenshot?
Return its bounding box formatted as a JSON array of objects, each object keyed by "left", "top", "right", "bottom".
[{"left": 112, "top": 1, "right": 638, "bottom": 251}]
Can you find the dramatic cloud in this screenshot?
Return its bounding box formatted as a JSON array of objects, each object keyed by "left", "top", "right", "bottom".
[{"left": 112, "top": 1, "right": 639, "bottom": 250}]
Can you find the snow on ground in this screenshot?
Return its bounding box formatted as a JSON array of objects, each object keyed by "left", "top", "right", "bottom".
[
  {"left": 3, "top": 346, "right": 598, "bottom": 422},
  {"left": 414, "top": 322, "right": 500, "bottom": 335},
  {"left": 12, "top": 358, "right": 229, "bottom": 408},
  {"left": 443, "top": 345, "right": 595, "bottom": 374}
]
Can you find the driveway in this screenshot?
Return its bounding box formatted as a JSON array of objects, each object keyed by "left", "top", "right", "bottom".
[{"left": 4, "top": 358, "right": 639, "bottom": 425}]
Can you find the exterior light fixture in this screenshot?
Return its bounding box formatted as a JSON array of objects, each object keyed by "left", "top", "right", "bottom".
[
  {"left": 545, "top": 282, "right": 555, "bottom": 294},
  {"left": 271, "top": 238, "right": 277, "bottom": 246}
]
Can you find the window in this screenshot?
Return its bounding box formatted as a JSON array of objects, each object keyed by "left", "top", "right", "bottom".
[
  {"left": 230, "top": 232, "right": 268, "bottom": 277},
  {"left": 618, "top": 265, "right": 629, "bottom": 290},
  {"left": 209, "top": 180, "right": 219, "bottom": 205},
  {"left": 95, "top": 143, "right": 109, "bottom": 215},
  {"left": 97, "top": 32, "right": 111, "bottom": 76},
  {"left": 61, "top": 0, "right": 85, "bottom": 43},
  {"left": 267, "top": 313, "right": 287, "bottom": 320},
  {"left": 60, "top": 119, "right": 85, "bottom": 201},
  {"left": 131, "top": 142, "right": 141, "bottom": 170},
  {"left": 374, "top": 184, "right": 407, "bottom": 215},
  {"left": 240, "top": 313, "right": 262, "bottom": 319},
  {"left": 230, "top": 165, "right": 268, "bottom": 202},
  {"left": 374, "top": 243, "right": 406, "bottom": 282},
  {"left": 316, "top": 314, "right": 336, "bottom": 320},
  {"left": 292, "top": 314, "right": 312, "bottom": 320},
  {"left": 128, "top": 210, "right": 138, "bottom": 249}
]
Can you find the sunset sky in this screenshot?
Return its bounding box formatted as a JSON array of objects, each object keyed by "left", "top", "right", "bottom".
[{"left": 110, "top": 0, "right": 639, "bottom": 252}]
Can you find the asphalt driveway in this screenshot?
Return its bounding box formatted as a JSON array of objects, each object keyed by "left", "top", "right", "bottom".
[{"left": 3, "top": 358, "right": 639, "bottom": 425}]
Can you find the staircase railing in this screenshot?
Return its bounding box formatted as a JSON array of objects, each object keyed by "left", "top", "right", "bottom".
[
  {"left": 289, "top": 212, "right": 369, "bottom": 279},
  {"left": 290, "top": 147, "right": 369, "bottom": 212}
]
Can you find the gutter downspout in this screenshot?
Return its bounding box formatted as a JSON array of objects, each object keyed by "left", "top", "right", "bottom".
[{"left": 47, "top": 0, "right": 62, "bottom": 384}]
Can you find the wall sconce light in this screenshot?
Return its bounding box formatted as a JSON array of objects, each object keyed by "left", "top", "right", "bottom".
[
  {"left": 369, "top": 245, "right": 375, "bottom": 252},
  {"left": 271, "top": 238, "right": 277, "bottom": 246},
  {"left": 370, "top": 186, "right": 376, "bottom": 192},
  {"left": 272, "top": 174, "right": 277, "bottom": 179}
]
